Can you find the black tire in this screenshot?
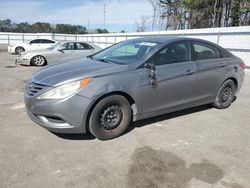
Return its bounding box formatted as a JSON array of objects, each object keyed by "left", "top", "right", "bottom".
[
  {"left": 213, "top": 79, "right": 236, "bottom": 109},
  {"left": 15, "top": 46, "right": 25, "bottom": 54},
  {"left": 89, "top": 95, "right": 132, "bottom": 140},
  {"left": 31, "top": 55, "right": 47, "bottom": 66}
]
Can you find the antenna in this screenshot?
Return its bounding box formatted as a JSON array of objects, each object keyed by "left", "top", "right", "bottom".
[{"left": 104, "top": 3, "right": 106, "bottom": 29}]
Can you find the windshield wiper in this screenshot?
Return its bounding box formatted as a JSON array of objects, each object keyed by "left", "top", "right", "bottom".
[
  {"left": 86, "top": 55, "right": 93, "bottom": 59},
  {"left": 97, "top": 58, "right": 112, "bottom": 64}
]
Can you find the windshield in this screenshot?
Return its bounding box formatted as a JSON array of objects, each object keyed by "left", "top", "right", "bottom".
[
  {"left": 91, "top": 40, "right": 159, "bottom": 65},
  {"left": 47, "top": 42, "right": 63, "bottom": 50}
]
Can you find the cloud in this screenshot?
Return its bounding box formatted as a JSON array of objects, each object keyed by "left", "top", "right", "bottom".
[{"left": 0, "top": 0, "right": 153, "bottom": 31}]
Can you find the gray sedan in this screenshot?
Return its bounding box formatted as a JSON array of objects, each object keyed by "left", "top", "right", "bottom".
[
  {"left": 24, "top": 37, "right": 245, "bottom": 140},
  {"left": 16, "top": 41, "right": 101, "bottom": 66}
]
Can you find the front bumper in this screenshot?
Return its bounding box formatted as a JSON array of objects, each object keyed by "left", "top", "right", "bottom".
[
  {"left": 15, "top": 56, "right": 30, "bottom": 65},
  {"left": 24, "top": 85, "right": 95, "bottom": 134}
]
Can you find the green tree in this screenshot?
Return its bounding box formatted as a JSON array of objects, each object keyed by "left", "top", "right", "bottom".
[
  {"left": 231, "top": 0, "right": 241, "bottom": 26},
  {"left": 183, "top": 0, "right": 215, "bottom": 28},
  {"left": 240, "top": 0, "right": 250, "bottom": 26},
  {"left": 95, "top": 28, "right": 109, "bottom": 33},
  {"left": 159, "top": 0, "right": 185, "bottom": 30},
  {"left": 0, "top": 19, "right": 13, "bottom": 32},
  {"left": 54, "top": 24, "right": 88, "bottom": 34},
  {"left": 15, "top": 22, "right": 31, "bottom": 33},
  {"left": 30, "top": 22, "right": 52, "bottom": 33}
]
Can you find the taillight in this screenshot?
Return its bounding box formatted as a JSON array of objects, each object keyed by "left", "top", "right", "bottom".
[{"left": 239, "top": 63, "right": 246, "bottom": 69}]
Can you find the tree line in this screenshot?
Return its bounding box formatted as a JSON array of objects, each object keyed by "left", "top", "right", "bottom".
[
  {"left": 0, "top": 19, "right": 109, "bottom": 34},
  {"left": 1, "top": 0, "right": 249, "bottom": 34},
  {"left": 137, "top": 0, "right": 250, "bottom": 32}
]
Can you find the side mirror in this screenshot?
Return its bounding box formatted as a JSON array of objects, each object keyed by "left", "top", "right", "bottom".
[
  {"left": 57, "top": 47, "right": 65, "bottom": 52},
  {"left": 144, "top": 61, "right": 155, "bottom": 70},
  {"left": 144, "top": 61, "right": 157, "bottom": 87}
]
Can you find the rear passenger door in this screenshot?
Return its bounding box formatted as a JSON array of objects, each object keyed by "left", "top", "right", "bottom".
[
  {"left": 51, "top": 42, "right": 76, "bottom": 62},
  {"left": 191, "top": 41, "right": 227, "bottom": 102}
]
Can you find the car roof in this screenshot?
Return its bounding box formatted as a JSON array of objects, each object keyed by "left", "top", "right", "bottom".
[
  {"left": 129, "top": 36, "right": 185, "bottom": 43},
  {"left": 61, "top": 41, "right": 91, "bottom": 44},
  {"left": 31, "top": 38, "right": 56, "bottom": 41},
  {"left": 129, "top": 36, "right": 218, "bottom": 46}
]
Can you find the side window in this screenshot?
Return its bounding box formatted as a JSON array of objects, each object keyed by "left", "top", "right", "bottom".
[
  {"left": 61, "top": 43, "right": 75, "bottom": 50},
  {"left": 30, "top": 39, "right": 41, "bottom": 44},
  {"left": 76, "top": 43, "right": 93, "bottom": 50},
  {"left": 155, "top": 42, "right": 189, "bottom": 66},
  {"left": 192, "top": 42, "right": 220, "bottom": 61},
  {"left": 41, "top": 39, "right": 55, "bottom": 44},
  {"left": 220, "top": 49, "right": 232, "bottom": 58}
]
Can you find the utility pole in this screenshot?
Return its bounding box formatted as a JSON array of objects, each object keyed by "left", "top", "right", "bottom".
[
  {"left": 88, "top": 19, "right": 90, "bottom": 31},
  {"left": 104, "top": 3, "right": 106, "bottom": 29}
]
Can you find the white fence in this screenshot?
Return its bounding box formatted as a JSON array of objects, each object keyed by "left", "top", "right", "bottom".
[{"left": 0, "top": 26, "right": 250, "bottom": 67}]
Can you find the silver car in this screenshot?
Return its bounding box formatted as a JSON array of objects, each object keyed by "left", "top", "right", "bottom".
[
  {"left": 24, "top": 37, "right": 245, "bottom": 140},
  {"left": 16, "top": 41, "right": 101, "bottom": 66}
]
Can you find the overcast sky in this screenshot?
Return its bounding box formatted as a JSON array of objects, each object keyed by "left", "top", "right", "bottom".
[{"left": 0, "top": 0, "right": 153, "bottom": 32}]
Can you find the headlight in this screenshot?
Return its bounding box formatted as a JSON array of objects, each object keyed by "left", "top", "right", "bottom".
[{"left": 37, "top": 78, "right": 92, "bottom": 100}]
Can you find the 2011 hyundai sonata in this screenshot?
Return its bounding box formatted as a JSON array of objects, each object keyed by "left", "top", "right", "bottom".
[{"left": 24, "top": 37, "right": 245, "bottom": 140}]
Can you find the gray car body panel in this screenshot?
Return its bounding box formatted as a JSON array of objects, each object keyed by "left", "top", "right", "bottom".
[{"left": 24, "top": 36, "right": 245, "bottom": 134}]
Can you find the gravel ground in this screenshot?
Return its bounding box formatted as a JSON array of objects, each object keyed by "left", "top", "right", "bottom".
[{"left": 0, "top": 51, "right": 250, "bottom": 188}]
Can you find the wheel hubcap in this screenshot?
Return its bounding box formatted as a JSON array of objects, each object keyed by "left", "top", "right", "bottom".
[
  {"left": 34, "top": 56, "right": 45, "bottom": 65},
  {"left": 221, "top": 85, "right": 232, "bottom": 103},
  {"left": 100, "top": 105, "right": 122, "bottom": 130}
]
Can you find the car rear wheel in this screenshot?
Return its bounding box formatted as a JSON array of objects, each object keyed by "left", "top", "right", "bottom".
[
  {"left": 89, "top": 95, "right": 132, "bottom": 140},
  {"left": 31, "top": 55, "right": 46, "bottom": 66},
  {"left": 15, "top": 46, "right": 25, "bottom": 54},
  {"left": 213, "top": 79, "right": 236, "bottom": 109}
]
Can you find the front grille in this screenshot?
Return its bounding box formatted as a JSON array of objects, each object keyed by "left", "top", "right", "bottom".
[{"left": 26, "top": 81, "right": 46, "bottom": 96}]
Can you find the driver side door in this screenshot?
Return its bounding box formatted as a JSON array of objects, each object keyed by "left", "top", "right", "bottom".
[
  {"left": 50, "top": 42, "right": 77, "bottom": 62},
  {"left": 140, "top": 41, "right": 197, "bottom": 117}
]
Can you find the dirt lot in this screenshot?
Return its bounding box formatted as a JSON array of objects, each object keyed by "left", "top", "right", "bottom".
[{"left": 0, "top": 50, "right": 250, "bottom": 188}]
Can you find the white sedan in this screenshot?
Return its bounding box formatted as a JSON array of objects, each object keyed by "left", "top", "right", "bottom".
[
  {"left": 15, "top": 41, "right": 102, "bottom": 66},
  {"left": 8, "top": 39, "right": 57, "bottom": 54}
]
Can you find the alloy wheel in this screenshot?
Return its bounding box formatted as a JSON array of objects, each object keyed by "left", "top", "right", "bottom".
[{"left": 33, "top": 56, "right": 45, "bottom": 66}]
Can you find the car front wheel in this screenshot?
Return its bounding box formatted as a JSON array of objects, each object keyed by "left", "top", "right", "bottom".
[
  {"left": 89, "top": 95, "right": 132, "bottom": 140},
  {"left": 213, "top": 79, "right": 236, "bottom": 109}
]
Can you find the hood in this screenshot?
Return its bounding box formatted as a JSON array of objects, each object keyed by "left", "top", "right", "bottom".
[{"left": 31, "top": 58, "right": 128, "bottom": 86}]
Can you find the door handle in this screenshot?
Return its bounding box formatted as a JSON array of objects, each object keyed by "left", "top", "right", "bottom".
[{"left": 185, "top": 69, "right": 195, "bottom": 75}]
